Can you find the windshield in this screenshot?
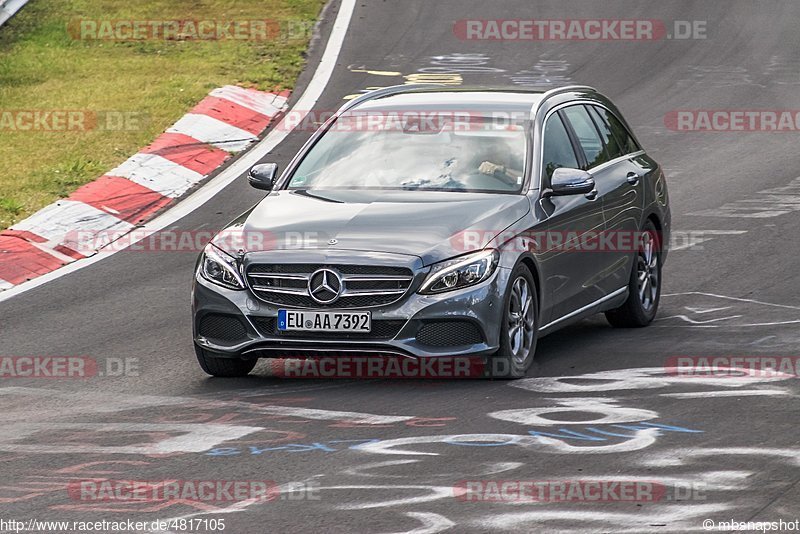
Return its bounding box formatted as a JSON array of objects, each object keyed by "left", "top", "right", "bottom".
[{"left": 287, "top": 112, "right": 528, "bottom": 193}]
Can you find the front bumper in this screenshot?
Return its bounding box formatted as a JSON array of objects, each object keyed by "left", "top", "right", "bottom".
[{"left": 192, "top": 264, "right": 510, "bottom": 359}]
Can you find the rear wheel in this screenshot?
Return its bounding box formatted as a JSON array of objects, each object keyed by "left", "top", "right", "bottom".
[
  {"left": 195, "top": 346, "right": 257, "bottom": 377},
  {"left": 488, "top": 264, "right": 538, "bottom": 379},
  {"left": 605, "top": 220, "right": 661, "bottom": 327}
]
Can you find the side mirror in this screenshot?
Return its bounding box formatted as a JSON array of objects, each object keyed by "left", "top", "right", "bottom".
[
  {"left": 248, "top": 163, "right": 278, "bottom": 191},
  {"left": 545, "top": 167, "right": 596, "bottom": 197}
]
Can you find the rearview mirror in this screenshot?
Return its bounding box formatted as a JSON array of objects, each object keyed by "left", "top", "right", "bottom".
[
  {"left": 545, "top": 167, "right": 595, "bottom": 197},
  {"left": 248, "top": 163, "right": 278, "bottom": 191}
]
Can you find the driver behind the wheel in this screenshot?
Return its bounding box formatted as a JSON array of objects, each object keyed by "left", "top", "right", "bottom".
[
  {"left": 478, "top": 160, "right": 523, "bottom": 183},
  {"left": 473, "top": 136, "right": 524, "bottom": 185}
]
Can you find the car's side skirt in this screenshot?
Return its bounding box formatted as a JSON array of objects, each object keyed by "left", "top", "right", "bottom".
[{"left": 539, "top": 286, "right": 628, "bottom": 335}]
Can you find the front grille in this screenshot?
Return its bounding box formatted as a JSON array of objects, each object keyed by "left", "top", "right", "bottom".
[
  {"left": 198, "top": 313, "right": 248, "bottom": 342},
  {"left": 253, "top": 264, "right": 410, "bottom": 276},
  {"left": 246, "top": 264, "right": 414, "bottom": 308},
  {"left": 251, "top": 316, "right": 406, "bottom": 340},
  {"left": 415, "top": 321, "right": 483, "bottom": 347}
]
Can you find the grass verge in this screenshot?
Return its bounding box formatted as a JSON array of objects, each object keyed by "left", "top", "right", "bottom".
[{"left": 0, "top": 0, "right": 326, "bottom": 229}]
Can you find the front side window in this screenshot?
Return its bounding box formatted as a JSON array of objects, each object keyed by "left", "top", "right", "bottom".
[
  {"left": 287, "top": 112, "right": 527, "bottom": 193},
  {"left": 541, "top": 113, "right": 579, "bottom": 180},
  {"left": 563, "top": 105, "right": 608, "bottom": 169}
]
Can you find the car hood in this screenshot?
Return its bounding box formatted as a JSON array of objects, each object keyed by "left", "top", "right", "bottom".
[{"left": 225, "top": 189, "right": 530, "bottom": 265}]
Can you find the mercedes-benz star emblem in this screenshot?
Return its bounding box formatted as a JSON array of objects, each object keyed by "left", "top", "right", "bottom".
[{"left": 308, "top": 268, "right": 342, "bottom": 304}]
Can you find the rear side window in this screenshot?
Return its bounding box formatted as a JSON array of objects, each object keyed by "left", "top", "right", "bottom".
[
  {"left": 542, "top": 114, "right": 579, "bottom": 180},
  {"left": 591, "top": 105, "right": 640, "bottom": 155},
  {"left": 562, "top": 105, "right": 608, "bottom": 169},
  {"left": 587, "top": 105, "right": 624, "bottom": 160}
]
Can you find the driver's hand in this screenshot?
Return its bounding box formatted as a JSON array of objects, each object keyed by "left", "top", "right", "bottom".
[{"left": 479, "top": 161, "right": 502, "bottom": 175}]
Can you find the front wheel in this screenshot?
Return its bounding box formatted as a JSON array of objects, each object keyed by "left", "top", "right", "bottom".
[
  {"left": 487, "top": 265, "right": 538, "bottom": 379},
  {"left": 195, "top": 346, "right": 257, "bottom": 377},
  {"left": 605, "top": 220, "right": 662, "bottom": 328}
]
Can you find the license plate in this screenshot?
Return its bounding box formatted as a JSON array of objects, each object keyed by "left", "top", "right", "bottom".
[{"left": 278, "top": 310, "right": 371, "bottom": 332}]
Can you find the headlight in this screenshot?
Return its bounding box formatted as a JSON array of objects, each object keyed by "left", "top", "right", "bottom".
[
  {"left": 198, "top": 243, "right": 245, "bottom": 290},
  {"left": 419, "top": 249, "right": 499, "bottom": 294}
]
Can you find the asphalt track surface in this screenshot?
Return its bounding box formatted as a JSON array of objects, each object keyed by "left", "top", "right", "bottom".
[{"left": 2, "top": 1, "right": 800, "bottom": 532}]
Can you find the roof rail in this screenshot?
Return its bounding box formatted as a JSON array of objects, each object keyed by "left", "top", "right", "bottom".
[
  {"left": 540, "top": 85, "right": 598, "bottom": 102},
  {"left": 338, "top": 84, "right": 444, "bottom": 114},
  {"left": 529, "top": 85, "right": 599, "bottom": 118},
  {"left": 341, "top": 84, "right": 597, "bottom": 116}
]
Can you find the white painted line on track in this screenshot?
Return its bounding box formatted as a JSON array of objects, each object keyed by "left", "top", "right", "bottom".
[
  {"left": 0, "top": 0, "right": 29, "bottom": 27},
  {"left": 250, "top": 405, "right": 415, "bottom": 425},
  {"left": 661, "top": 389, "right": 792, "bottom": 398},
  {"left": 0, "top": 422, "right": 262, "bottom": 454},
  {"left": 0, "top": 0, "right": 357, "bottom": 304},
  {"left": 661, "top": 291, "right": 800, "bottom": 310}
]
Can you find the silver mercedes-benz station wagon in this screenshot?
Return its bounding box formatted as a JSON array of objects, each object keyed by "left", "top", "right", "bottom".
[{"left": 192, "top": 85, "right": 671, "bottom": 378}]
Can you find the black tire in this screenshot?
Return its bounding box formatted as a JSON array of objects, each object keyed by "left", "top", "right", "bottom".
[
  {"left": 605, "top": 220, "right": 662, "bottom": 328},
  {"left": 487, "top": 264, "right": 538, "bottom": 379},
  {"left": 195, "top": 346, "right": 257, "bottom": 377}
]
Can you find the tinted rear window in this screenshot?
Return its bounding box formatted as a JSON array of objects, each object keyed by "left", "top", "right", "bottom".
[
  {"left": 591, "top": 105, "right": 640, "bottom": 155},
  {"left": 587, "top": 105, "right": 624, "bottom": 160}
]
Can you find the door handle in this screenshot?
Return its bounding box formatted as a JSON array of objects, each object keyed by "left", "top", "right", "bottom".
[
  {"left": 585, "top": 189, "right": 598, "bottom": 201},
  {"left": 626, "top": 172, "right": 641, "bottom": 186}
]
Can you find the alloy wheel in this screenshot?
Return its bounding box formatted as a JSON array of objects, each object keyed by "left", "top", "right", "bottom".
[
  {"left": 507, "top": 276, "right": 536, "bottom": 364},
  {"left": 637, "top": 232, "right": 659, "bottom": 311}
]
